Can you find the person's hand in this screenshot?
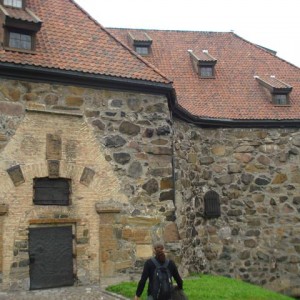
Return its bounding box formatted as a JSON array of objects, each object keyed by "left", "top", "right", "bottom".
[{"left": 134, "top": 296, "right": 140, "bottom": 300}]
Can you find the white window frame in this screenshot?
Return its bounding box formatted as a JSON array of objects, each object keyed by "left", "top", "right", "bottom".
[{"left": 4, "top": 0, "right": 22, "bottom": 8}]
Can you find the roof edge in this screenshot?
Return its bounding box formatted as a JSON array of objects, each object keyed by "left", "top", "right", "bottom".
[
  {"left": 0, "top": 62, "right": 173, "bottom": 94},
  {"left": 171, "top": 98, "right": 300, "bottom": 128}
]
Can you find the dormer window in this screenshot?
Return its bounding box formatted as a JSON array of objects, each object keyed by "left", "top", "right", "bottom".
[
  {"left": 200, "top": 66, "right": 214, "bottom": 77},
  {"left": 255, "top": 75, "right": 292, "bottom": 106},
  {"left": 189, "top": 49, "right": 217, "bottom": 78},
  {"left": 8, "top": 30, "right": 32, "bottom": 49},
  {"left": 0, "top": 2, "right": 42, "bottom": 52},
  {"left": 135, "top": 46, "right": 149, "bottom": 55},
  {"left": 128, "top": 31, "right": 152, "bottom": 56},
  {"left": 3, "top": 0, "right": 23, "bottom": 8},
  {"left": 273, "top": 94, "right": 288, "bottom": 105}
]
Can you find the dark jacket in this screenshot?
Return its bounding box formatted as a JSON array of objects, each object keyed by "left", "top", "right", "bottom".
[{"left": 135, "top": 257, "right": 183, "bottom": 297}]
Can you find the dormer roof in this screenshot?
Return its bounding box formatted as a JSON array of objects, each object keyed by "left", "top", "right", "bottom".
[
  {"left": 189, "top": 49, "right": 217, "bottom": 63},
  {"left": 128, "top": 31, "right": 152, "bottom": 46},
  {"left": 0, "top": 5, "right": 41, "bottom": 23},
  {"left": 255, "top": 76, "right": 293, "bottom": 94}
]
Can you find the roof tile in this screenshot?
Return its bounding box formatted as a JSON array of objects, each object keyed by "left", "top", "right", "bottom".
[
  {"left": 110, "top": 28, "right": 300, "bottom": 121},
  {"left": 0, "top": 0, "right": 170, "bottom": 84}
]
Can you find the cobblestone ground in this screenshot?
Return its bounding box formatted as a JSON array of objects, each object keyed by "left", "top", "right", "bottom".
[{"left": 0, "top": 285, "right": 129, "bottom": 300}]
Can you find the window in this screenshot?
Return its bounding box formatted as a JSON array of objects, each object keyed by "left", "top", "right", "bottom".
[
  {"left": 135, "top": 46, "right": 149, "bottom": 55},
  {"left": 204, "top": 190, "right": 221, "bottom": 218},
  {"left": 33, "top": 178, "right": 71, "bottom": 206},
  {"left": 255, "top": 76, "right": 292, "bottom": 105},
  {"left": 8, "top": 31, "right": 32, "bottom": 50},
  {"left": 188, "top": 50, "right": 217, "bottom": 78},
  {"left": 128, "top": 31, "right": 152, "bottom": 56},
  {"left": 273, "top": 94, "right": 288, "bottom": 105},
  {"left": 200, "top": 66, "right": 214, "bottom": 77},
  {"left": 3, "top": 0, "right": 22, "bottom": 8}
]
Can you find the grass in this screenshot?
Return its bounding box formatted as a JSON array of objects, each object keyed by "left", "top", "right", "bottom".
[{"left": 106, "top": 274, "right": 295, "bottom": 300}]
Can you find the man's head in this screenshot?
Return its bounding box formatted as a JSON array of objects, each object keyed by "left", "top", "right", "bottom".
[
  {"left": 154, "top": 242, "right": 164, "bottom": 251},
  {"left": 153, "top": 241, "right": 166, "bottom": 262}
]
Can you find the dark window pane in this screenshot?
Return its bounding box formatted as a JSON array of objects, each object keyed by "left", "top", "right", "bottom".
[
  {"left": 34, "top": 178, "right": 70, "bottom": 206},
  {"left": 9, "top": 32, "right": 32, "bottom": 50},
  {"left": 274, "top": 94, "right": 287, "bottom": 105},
  {"left": 200, "top": 66, "right": 213, "bottom": 77},
  {"left": 135, "top": 46, "right": 149, "bottom": 55},
  {"left": 204, "top": 190, "right": 221, "bottom": 218}
]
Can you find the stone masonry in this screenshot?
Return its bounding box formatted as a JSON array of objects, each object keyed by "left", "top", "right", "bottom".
[
  {"left": 0, "top": 78, "right": 179, "bottom": 291},
  {"left": 1, "top": 77, "right": 300, "bottom": 297},
  {"left": 174, "top": 119, "right": 300, "bottom": 297}
]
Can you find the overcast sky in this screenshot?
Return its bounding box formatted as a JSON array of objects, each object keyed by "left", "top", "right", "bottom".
[{"left": 74, "top": 0, "right": 300, "bottom": 68}]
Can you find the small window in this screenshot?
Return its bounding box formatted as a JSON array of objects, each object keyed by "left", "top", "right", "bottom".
[
  {"left": 33, "top": 178, "right": 71, "bottom": 206},
  {"left": 3, "top": 0, "right": 22, "bottom": 8},
  {"left": 8, "top": 31, "right": 32, "bottom": 50},
  {"left": 135, "top": 46, "right": 149, "bottom": 55},
  {"left": 273, "top": 94, "right": 288, "bottom": 105},
  {"left": 204, "top": 190, "right": 221, "bottom": 218},
  {"left": 200, "top": 66, "right": 214, "bottom": 77}
]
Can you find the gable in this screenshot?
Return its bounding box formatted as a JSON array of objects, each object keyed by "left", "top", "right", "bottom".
[{"left": 0, "top": 0, "right": 171, "bottom": 85}]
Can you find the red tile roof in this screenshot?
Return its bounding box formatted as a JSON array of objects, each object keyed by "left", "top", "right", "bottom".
[
  {"left": 110, "top": 28, "right": 300, "bottom": 121},
  {"left": 0, "top": 0, "right": 170, "bottom": 84}
]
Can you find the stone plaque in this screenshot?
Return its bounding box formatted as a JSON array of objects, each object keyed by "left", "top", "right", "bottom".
[
  {"left": 48, "top": 160, "right": 60, "bottom": 178},
  {"left": 65, "top": 140, "right": 77, "bottom": 161},
  {"left": 80, "top": 167, "right": 95, "bottom": 186},
  {"left": 46, "top": 134, "right": 62, "bottom": 160},
  {"left": 21, "top": 136, "right": 38, "bottom": 155},
  {"left": 7, "top": 165, "right": 25, "bottom": 186}
]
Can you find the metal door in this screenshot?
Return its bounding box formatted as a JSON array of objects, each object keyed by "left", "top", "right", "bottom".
[{"left": 29, "top": 226, "right": 74, "bottom": 290}]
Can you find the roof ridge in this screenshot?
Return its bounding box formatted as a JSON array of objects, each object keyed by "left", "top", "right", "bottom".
[
  {"left": 232, "top": 32, "right": 300, "bottom": 70},
  {"left": 69, "top": 0, "right": 172, "bottom": 84},
  {"left": 107, "top": 27, "right": 230, "bottom": 34}
]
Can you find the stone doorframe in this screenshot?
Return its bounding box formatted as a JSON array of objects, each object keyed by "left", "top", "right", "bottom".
[
  {"left": 95, "top": 202, "right": 121, "bottom": 277},
  {"left": 0, "top": 204, "right": 9, "bottom": 284}
]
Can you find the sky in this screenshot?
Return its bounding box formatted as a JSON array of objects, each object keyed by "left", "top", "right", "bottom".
[{"left": 74, "top": 0, "right": 300, "bottom": 68}]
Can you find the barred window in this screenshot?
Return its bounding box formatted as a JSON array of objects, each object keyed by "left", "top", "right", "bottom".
[
  {"left": 204, "top": 190, "right": 221, "bottom": 218},
  {"left": 33, "top": 178, "right": 71, "bottom": 206}
]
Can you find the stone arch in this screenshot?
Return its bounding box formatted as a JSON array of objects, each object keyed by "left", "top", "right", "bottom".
[{"left": 0, "top": 109, "right": 128, "bottom": 290}]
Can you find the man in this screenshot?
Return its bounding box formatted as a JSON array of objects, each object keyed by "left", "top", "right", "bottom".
[{"left": 134, "top": 242, "right": 183, "bottom": 300}]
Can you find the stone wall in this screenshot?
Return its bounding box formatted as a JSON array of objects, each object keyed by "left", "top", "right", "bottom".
[
  {"left": 174, "top": 119, "right": 300, "bottom": 297},
  {"left": 0, "top": 78, "right": 180, "bottom": 290}
]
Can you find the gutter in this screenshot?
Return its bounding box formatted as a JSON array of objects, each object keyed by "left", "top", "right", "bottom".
[
  {"left": 0, "top": 62, "right": 173, "bottom": 95},
  {"left": 168, "top": 90, "right": 300, "bottom": 128}
]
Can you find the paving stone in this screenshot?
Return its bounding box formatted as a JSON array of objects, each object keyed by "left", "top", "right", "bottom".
[{"left": 0, "top": 285, "right": 129, "bottom": 300}]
